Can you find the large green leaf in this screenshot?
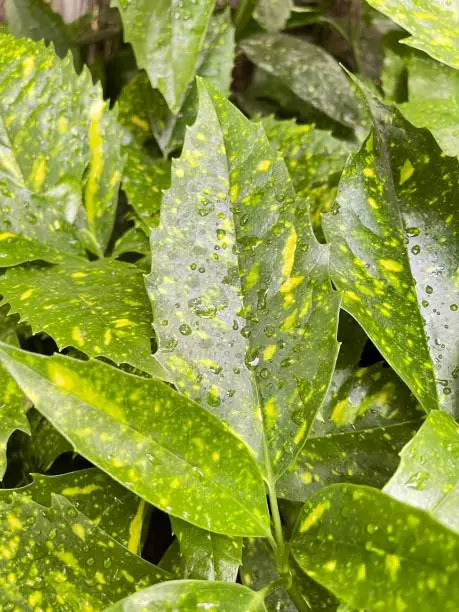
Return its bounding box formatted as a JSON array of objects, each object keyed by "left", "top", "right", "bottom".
[
  {"left": 277, "top": 362, "right": 423, "bottom": 501},
  {"left": 0, "top": 309, "right": 29, "bottom": 479},
  {"left": 384, "top": 410, "right": 459, "bottom": 533},
  {"left": 0, "top": 344, "right": 270, "bottom": 537},
  {"left": 0, "top": 258, "right": 166, "bottom": 377},
  {"left": 291, "top": 483, "right": 459, "bottom": 611},
  {"left": 146, "top": 80, "right": 341, "bottom": 476},
  {"left": 171, "top": 517, "right": 242, "bottom": 581},
  {"left": 0, "top": 494, "right": 168, "bottom": 610},
  {"left": 240, "top": 33, "right": 359, "bottom": 127},
  {"left": 254, "top": 0, "right": 293, "bottom": 32},
  {"left": 112, "top": 0, "right": 215, "bottom": 112},
  {"left": 0, "top": 34, "right": 123, "bottom": 263},
  {"left": 106, "top": 580, "right": 267, "bottom": 611},
  {"left": 323, "top": 88, "right": 458, "bottom": 416},
  {"left": 367, "top": 0, "right": 459, "bottom": 69},
  {"left": 0, "top": 468, "right": 149, "bottom": 552}
]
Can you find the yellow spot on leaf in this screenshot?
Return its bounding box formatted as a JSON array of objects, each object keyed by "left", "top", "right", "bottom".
[
  {"left": 230, "top": 184, "right": 239, "bottom": 202},
  {"left": 28, "top": 592, "right": 42, "bottom": 607},
  {"left": 368, "top": 197, "right": 379, "bottom": 209},
  {"left": 71, "top": 326, "right": 85, "bottom": 347},
  {"left": 399, "top": 159, "right": 414, "bottom": 185},
  {"left": 357, "top": 564, "right": 366, "bottom": 581},
  {"left": 61, "top": 484, "right": 102, "bottom": 496},
  {"left": 263, "top": 344, "right": 277, "bottom": 360},
  {"left": 385, "top": 554, "right": 401, "bottom": 580},
  {"left": 127, "top": 500, "right": 145, "bottom": 554},
  {"left": 257, "top": 159, "right": 272, "bottom": 172},
  {"left": 71, "top": 271, "right": 87, "bottom": 278},
  {"left": 0, "top": 232, "right": 15, "bottom": 241},
  {"left": 282, "top": 226, "right": 297, "bottom": 278},
  {"left": 280, "top": 276, "right": 304, "bottom": 294},
  {"left": 72, "top": 523, "right": 86, "bottom": 540},
  {"left": 246, "top": 262, "right": 260, "bottom": 291},
  {"left": 280, "top": 310, "right": 297, "bottom": 332},
  {"left": 7, "top": 515, "right": 22, "bottom": 530},
  {"left": 175, "top": 167, "right": 184, "bottom": 178},
  {"left": 379, "top": 259, "right": 402, "bottom": 273},
  {"left": 20, "top": 288, "right": 34, "bottom": 301},
  {"left": 300, "top": 471, "right": 313, "bottom": 484},
  {"left": 363, "top": 167, "right": 375, "bottom": 178},
  {"left": 212, "top": 451, "right": 220, "bottom": 461},
  {"left": 324, "top": 560, "right": 336, "bottom": 571},
  {"left": 300, "top": 501, "right": 330, "bottom": 533},
  {"left": 58, "top": 117, "right": 69, "bottom": 133},
  {"left": 293, "top": 421, "right": 307, "bottom": 446},
  {"left": 131, "top": 115, "right": 150, "bottom": 131},
  {"left": 345, "top": 290, "right": 360, "bottom": 302},
  {"left": 114, "top": 318, "right": 133, "bottom": 328},
  {"left": 104, "top": 329, "right": 112, "bottom": 345},
  {"left": 95, "top": 571, "right": 106, "bottom": 585},
  {"left": 85, "top": 99, "right": 105, "bottom": 227},
  {"left": 22, "top": 56, "right": 35, "bottom": 77}
]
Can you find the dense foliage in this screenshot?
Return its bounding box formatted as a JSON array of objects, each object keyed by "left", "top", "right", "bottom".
[{"left": 0, "top": 0, "right": 457, "bottom": 610}]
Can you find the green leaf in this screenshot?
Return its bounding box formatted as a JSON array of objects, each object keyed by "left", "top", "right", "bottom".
[
  {"left": 384, "top": 410, "right": 459, "bottom": 534},
  {"left": 0, "top": 467, "right": 149, "bottom": 552},
  {"left": 146, "top": 80, "right": 341, "bottom": 476},
  {"left": 367, "top": 0, "right": 459, "bottom": 70},
  {"left": 0, "top": 309, "right": 29, "bottom": 479},
  {"left": 242, "top": 537, "right": 338, "bottom": 611},
  {"left": 112, "top": 0, "right": 215, "bottom": 112},
  {"left": 323, "top": 87, "right": 458, "bottom": 416},
  {"left": 112, "top": 224, "right": 150, "bottom": 259},
  {"left": 171, "top": 517, "right": 242, "bottom": 581},
  {"left": 0, "top": 494, "right": 168, "bottom": 609},
  {"left": 291, "top": 483, "right": 459, "bottom": 611},
  {"left": 240, "top": 34, "right": 359, "bottom": 127},
  {"left": 0, "top": 258, "right": 166, "bottom": 377},
  {"left": 0, "top": 344, "right": 270, "bottom": 537},
  {"left": 106, "top": 580, "right": 267, "bottom": 611},
  {"left": 0, "top": 34, "right": 123, "bottom": 263},
  {"left": 254, "top": 0, "right": 293, "bottom": 33},
  {"left": 278, "top": 362, "right": 423, "bottom": 501}
]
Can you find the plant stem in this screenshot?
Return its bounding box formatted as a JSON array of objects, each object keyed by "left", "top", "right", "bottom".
[{"left": 267, "top": 476, "right": 288, "bottom": 574}]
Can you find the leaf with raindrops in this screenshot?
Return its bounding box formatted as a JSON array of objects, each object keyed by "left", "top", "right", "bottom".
[
  {"left": 0, "top": 343, "right": 271, "bottom": 538},
  {"left": 291, "top": 483, "right": 459, "bottom": 611},
  {"left": 323, "top": 84, "right": 459, "bottom": 416},
  {"left": 146, "top": 80, "right": 341, "bottom": 477}
]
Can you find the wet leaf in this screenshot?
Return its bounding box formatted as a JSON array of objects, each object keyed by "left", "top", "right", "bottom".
[
  {"left": 384, "top": 410, "right": 459, "bottom": 533},
  {"left": 0, "top": 35, "right": 123, "bottom": 263},
  {"left": 278, "top": 362, "right": 423, "bottom": 501},
  {"left": 0, "top": 344, "right": 270, "bottom": 537},
  {"left": 323, "top": 87, "right": 458, "bottom": 416},
  {"left": 112, "top": 0, "right": 215, "bottom": 112},
  {"left": 146, "top": 80, "right": 341, "bottom": 476},
  {"left": 367, "top": 0, "right": 459, "bottom": 69},
  {"left": 0, "top": 467, "right": 148, "bottom": 551},
  {"left": 240, "top": 33, "right": 359, "bottom": 127},
  {"left": 106, "top": 580, "right": 267, "bottom": 611},
  {"left": 254, "top": 0, "right": 293, "bottom": 33},
  {"left": 291, "top": 483, "right": 459, "bottom": 611},
  {"left": 171, "top": 517, "right": 241, "bottom": 581},
  {"left": 0, "top": 258, "right": 165, "bottom": 377},
  {"left": 242, "top": 537, "right": 338, "bottom": 612},
  {"left": 0, "top": 494, "right": 168, "bottom": 609}
]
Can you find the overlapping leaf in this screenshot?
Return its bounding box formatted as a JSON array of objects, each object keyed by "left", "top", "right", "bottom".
[
  {"left": 367, "top": 0, "right": 459, "bottom": 69},
  {"left": 240, "top": 34, "right": 359, "bottom": 127},
  {"left": 106, "top": 580, "right": 267, "bottom": 611},
  {"left": 0, "top": 468, "right": 149, "bottom": 551},
  {"left": 146, "top": 80, "right": 341, "bottom": 476},
  {"left": 0, "top": 34, "right": 123, "bottom": 263},
  {"left": 384, "top": 410, "right": 459, "bottom": 533},
  {"left": 323, "top": 88, "right": 458, "bottom": 415},
  {"left": 0, "top": 494, "right": 168, "bottom": 609},
  {"left": 254, "top": 0, "right": 293, "bottom": 33},
  {"left": 0, "top": 258, "right": 165, "bottom": 377},
  {"left": 112, "top": 0, "right": 215, "bottom": 112},
  {"left": 291, "top": 484, "right": 459, "bottom": 610},
  {"left": 171, "top": 517, "right": 242, "bottom": 582},
  {"left": 0, "top": 344, "right": 270, "bottom": 537}
]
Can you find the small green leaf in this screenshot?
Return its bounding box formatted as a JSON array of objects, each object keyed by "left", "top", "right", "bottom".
[
  {"left": 0, "top": 34, "right": 123, "bottom": 263},
  {"left": 240, "top": 34, "right": 359, "bottom": 127},
  {"left": 0, "top": 495, "right": 168, "bottom": 609},
  {"left": 0, "top": 467, "right": 148, "bottom": 551},
  {"left": 106, "top": 580, "right": 267, "bottom": 611},
  {"left": 367, "top": 0, "right": 459, "bottom": 70},
  {"left": 0, "top": 344, "right": 270, "bottom": 537},
  {"left": 0, "top": 258, "right": 165, "bottom": 377},
  {"left": 323, "top": 88, "right": 458, "bottom": 415},
  {"left": 112, "top": 224, "right": 150, "bottom": 259},
  {"left": 291, "top": 484, "right": 459, "bottom": 611},
  {"left": 384, "top": 410, "right": 459, "bottom": 534},
  {"left": 254, "top": 0, "right": 293, "bottom": 33},
  {"left": 112, "top": 0, "right": 215, "bottom": 112},
  {"left": 171, "top": 517, "right": 242, "bottom": 581},
  {"left": 146, "top": 80, "right": 341, "bottom": 475}
]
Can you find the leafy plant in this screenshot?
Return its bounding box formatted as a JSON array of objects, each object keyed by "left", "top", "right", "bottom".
[{"left": 0, "top": 0, "right": 457, "bottom": 610}]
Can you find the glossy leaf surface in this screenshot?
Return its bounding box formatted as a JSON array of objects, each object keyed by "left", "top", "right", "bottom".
[
  {"left": 384, "top": 410, "right": 459, "bottom": 533},
  {"left": 240, "top": 33, "right": 359, "bottom": 127},
  {"left": 0, "top": 34, "right": 123, "bottom": 262},
  {"left": 0, "top": 495, "right": 168, "bottom": 609},
  {"left": 112, "top": 0, "right": 215, "bottom": 112},
  {"left": 292, "top": 483, "right": 459, "bottom": 610},
  {"left": 0, "top": 468, "right": 148, "bottom": 551},
  {"left": 106, "top": 580, "right": 267, "bottom": 611},
  {"left": 323, "top": 89, "right": 458, "bottom": 415},
  {"left": 171, "top": 517, "right": 242, "bottom": 581},
  {"left": 146, "top": 80, "right": 340, "bottom": 475},
  {"left": 367, "top": 0, "right": 459, "bottom": 69},
  {"left": 0, "top": 259, "right": 164, "bottom": 377},
  {"left": 0, "top": 344, "right": 270, "bottom": 537}
]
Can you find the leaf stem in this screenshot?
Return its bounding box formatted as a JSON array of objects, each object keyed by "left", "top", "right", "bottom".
[
  {"left": 267, "top": 475, "right": 288, "bottom": 574},
  {"left": 234, "top": 0, "right": 256, "bottom": 31}
]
